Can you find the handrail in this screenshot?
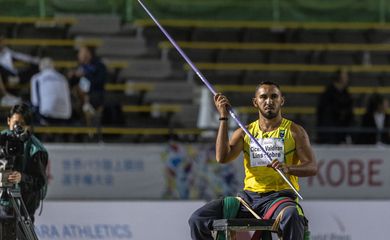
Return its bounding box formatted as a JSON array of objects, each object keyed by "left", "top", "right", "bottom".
[
  {"left": 135, "top": 19, "right": 390, "bottom": 30},
  {"left": 159, "top": 41, "right": 390, "bottom": 51},
  {"left": 4, "top": 83, "right": 390, "bottom": 94},
  {"left": 33, "top": 126, "right": 201, "bottom": 135},
  {"left": 14, "top": 60, "right": 128, "bottom": 69},
  {"left": 214, "top": 85, "right": 390, "bottom": 94},
  {"left": 236, "top": 107, "right": 373, "bottom": 115},
  {"left": 4, "top": 38, "right": 102, "bottom": 47},
  {"left": 122, "top": 104, "right": 181, "bottom": 112},
  {"left": 184, "top": 62, "right": 390, "bottom": 73},
  {"left": 0, "top": 16, "right": 77, "bottom": 25}
]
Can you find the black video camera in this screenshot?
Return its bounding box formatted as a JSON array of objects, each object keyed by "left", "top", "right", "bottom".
[{"left": 0, "top": 124, "right": 29, "bottom": 187}]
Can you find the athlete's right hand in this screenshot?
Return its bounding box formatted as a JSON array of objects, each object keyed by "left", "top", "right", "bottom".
[{"left": 214, "top": 93, "right": 231, "bottom": 117}]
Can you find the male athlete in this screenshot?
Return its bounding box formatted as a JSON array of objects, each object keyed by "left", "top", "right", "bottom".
[{"left": 189, "top": 81, "right": 317, "bottom": 240}]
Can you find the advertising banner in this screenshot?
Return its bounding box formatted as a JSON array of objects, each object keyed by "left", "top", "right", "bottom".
[
  {"left": 45, "top": 144, "right": 390, "bottom": 200},
  {"left": 46, "top": 144, "right": 166, "bottom": 199},
  {"left": 300, "top": 146, "right": 390, "bottom": 199}
]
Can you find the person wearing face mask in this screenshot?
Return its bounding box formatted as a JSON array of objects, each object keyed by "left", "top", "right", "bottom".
[{"left": 189, "top": 81, "right": 317, "bottom": 240}]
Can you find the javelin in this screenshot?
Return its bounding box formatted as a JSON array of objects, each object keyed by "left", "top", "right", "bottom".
[{"left": 137, "top": 0, "right": 303, "bottom": 200}]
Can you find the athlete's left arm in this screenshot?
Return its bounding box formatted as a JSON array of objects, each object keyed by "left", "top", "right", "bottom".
[
  {"left": 271, "top": 123, "right": 317, "bottom": 177},
  {"left": 288, "top": 123, "right": 317, "bottom": 176}
]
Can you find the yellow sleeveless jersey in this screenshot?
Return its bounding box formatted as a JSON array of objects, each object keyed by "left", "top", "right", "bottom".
[{"left": 243, "top": 118, "right": 300, "bottom": 193}]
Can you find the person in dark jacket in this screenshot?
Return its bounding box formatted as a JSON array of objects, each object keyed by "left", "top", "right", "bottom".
[
  {"left": 316, "top": 68, "right": 354, "bottom": 144},
  {"left": 1, "top": 103, "right": 48, "bottom": 223},
  {"left": 68, "top": 45, "right": 107, "bottom": 127},
  {"left": 357, "top": 93, "right": 390, "bottom": 144}
]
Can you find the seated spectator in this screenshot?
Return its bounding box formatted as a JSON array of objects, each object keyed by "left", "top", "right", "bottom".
[
  {"left": 356, "top": 93, "right": 390, "bottom": 144},
  {"left": 0, "top": 35, "right": 39, "bottom": 104},
  {"left": 30, "top": 58, "right": 72, "bottom": 125},
  {"left": 68, "top": 46, "right": 107, "bottom": 128},
  {"left": 316, "top": 68, "right": 354, "bottom": 144}
]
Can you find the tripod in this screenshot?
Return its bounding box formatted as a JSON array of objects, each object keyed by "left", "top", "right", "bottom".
[{"left": 0, "top": 187, "right": 39, "bottom": 240}]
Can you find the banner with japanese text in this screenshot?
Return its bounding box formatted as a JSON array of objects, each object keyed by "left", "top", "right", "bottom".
[{"left": 45, "top": 144, "right": 390, "bottom": 200}]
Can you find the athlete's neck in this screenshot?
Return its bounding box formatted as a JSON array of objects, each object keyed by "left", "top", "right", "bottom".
[{"left": 258, "top": 115, "right": 282, "bottom": 132}]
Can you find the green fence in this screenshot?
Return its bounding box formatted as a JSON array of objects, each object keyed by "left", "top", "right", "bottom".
[{"left": 0, "top": 0, "right": 390, "bottom": 23}]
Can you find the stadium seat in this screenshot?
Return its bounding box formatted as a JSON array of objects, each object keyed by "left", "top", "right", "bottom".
[
  {"left": 67, "top": 14, "right": 121, "bottom": 36},
  {"left": 168, "top": 48, "right": 217, "bottom": 63},
  {"left": 283, "top": 93, "right": 318, "bottom": 107},
  {"left": 320, "top": 51, "right": 359, "bottom": 65},
  {"left": 225, "top": 92, "right": 254, "bottom": 106},
  {"left": 369, "top": 51, "right": 390, "bottom": 65},
  {"left": 96, "top": 36, "right": 148, "bottom": 59},
  {"left": 141, "top": 26, "right": 192, "bottom": 46},
  {"left": 40, "top": 46, "right": 77, "bottom": 60},
  {"left": 191, "top": 28, "right": 242, "bottom": 42},
  {"left": 332, "top": 29, "right": 368, "bottom": 43},
  {"left": 171, "top": 103, "right": 199, "bottom": 128},
  {"left": 268, "top": 50, "right": 311, "bottom": 64},
  {"left": 16, "top": 25, "right": 68, "bottom": 39},
  {"left": 295, "top": 72, "right": 333, "bottom": 86},
  {"left": 144, "top": 82, "right": 195, "bottom": 103},
  {"left": 290, "top": 29, "right": 333, "bottom": 43},
  {"left": 366, "top": 29, "right": 390, "bottom": 43},
  {"left": 243, "top": 71, "right": 296, "bottom": 85},
  {"left": 207, "top": 70, "right": 244, "bottom": 85},
  {"left": 349, "top": 72, "right": 382, "bottom": 86},
  {"left": 118, "top": 59, "right": 173, "bottom": 81},
  {"left": 242, "top": 28, "right": 286, "bottom": 43},
  {"left": 216, "top": 49, "right": 267, "bottom": 63}
]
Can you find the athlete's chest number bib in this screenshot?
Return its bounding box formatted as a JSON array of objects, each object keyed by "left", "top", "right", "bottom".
[{"left": 249, "top": 138, "right": 285, "bottom": 167}]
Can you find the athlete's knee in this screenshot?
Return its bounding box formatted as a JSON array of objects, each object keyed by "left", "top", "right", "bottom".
[
  {"left": 188, "top": 210, "right": 202, "bottom": 228},
  {"left": 188, "top": 212, "right": 197, "bottom": 227},
  {"left": 281, "top": 206, "right": 303, "bottom": 223}
]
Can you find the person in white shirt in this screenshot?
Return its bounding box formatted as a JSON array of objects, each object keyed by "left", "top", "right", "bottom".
[
  {"left": 0, "top": 36, "right": 40, "bottom": 94},
  {"left": 31, "top": 58, "right": 72, "bottom": 125}
]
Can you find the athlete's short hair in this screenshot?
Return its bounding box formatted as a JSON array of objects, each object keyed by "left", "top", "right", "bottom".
[{"left": 255, "top": 81, "right": 282, "bottom": 96}]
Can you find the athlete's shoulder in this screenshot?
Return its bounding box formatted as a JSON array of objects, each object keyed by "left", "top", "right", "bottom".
[{"left": 289, "top": 121, "right": 309, "bottom": 140}]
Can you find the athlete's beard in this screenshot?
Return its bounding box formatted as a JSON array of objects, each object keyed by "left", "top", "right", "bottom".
[{"left": 260, "top": 108, "right": 278, "bottom": 119}]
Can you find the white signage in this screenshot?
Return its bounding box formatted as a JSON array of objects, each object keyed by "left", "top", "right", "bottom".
[
  {"left": 302, "top": 201, "right": 389, "bottom": 240},
  {"left": 300, "top": 146, "right": 390, "bottom": 199},
  {"left": 35, "top": 201, "right": 204, "bottom": 240}
]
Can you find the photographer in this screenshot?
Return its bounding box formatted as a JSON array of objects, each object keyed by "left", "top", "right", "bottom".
[{"left": 1, "top": 103, "right": 48, "bottom": 223}]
